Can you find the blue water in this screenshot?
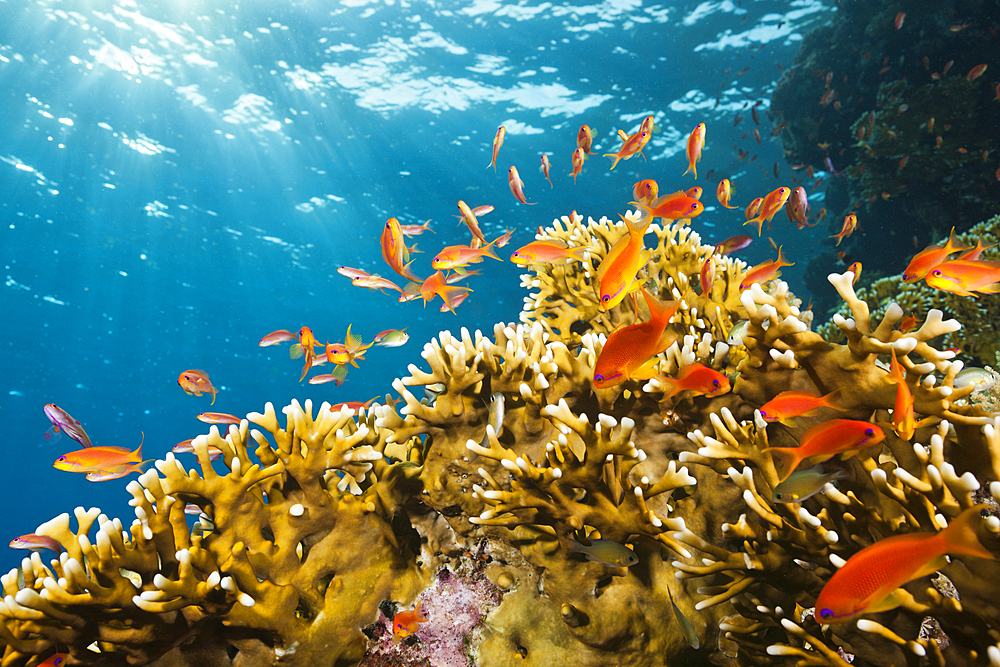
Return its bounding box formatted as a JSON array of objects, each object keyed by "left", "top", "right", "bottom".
[{"left": 0, "top": 0, "right": 833, "bottom": 570}]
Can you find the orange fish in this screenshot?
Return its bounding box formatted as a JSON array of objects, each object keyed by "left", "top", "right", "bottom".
[
  {"left": 540, "top": 154, "right": 553, "bottom": 188},
  {"left": 765, "top": 420, "right": 885, "bottom": 482},
  {"left": 682, "top": 123, "right": 706, "bottom": 179},
  {"left": 658, "top": 363, "right": 731, "bottom": 400},
  {"left": 894, "top": 11, "right": 905, "bottom": 29},
  {"left": 325, "top": 324, "right": 373, "bottom": 368},
  {"left": 178, "top": 370, "right": 218, "bottom": 405},
  {"left": 593, "top": 288, "right": 681, "bottom": 388},
  {"left": 815, "top": 505, "right": 994, "bottom": 624},
  {"left": 685, "top": 186, "right": 703, "bottom": 200},
  {"left": 744, "top": 187, "right": 791, "bottom": 236},
  {"left": 494, "top": 228, "right": 514, "bottom": 248},
  {"left": 487, "top": 125, "right": 505, "bottom": 171},
  {"left": 292, "top": 326, "right": 322, "bottom": 381},
  {"left": 632, "top": 192, "right": 704, "bottom": 226},
  {"left": 508, "top": 166, "right": 535, "bottom": 205},
  {"left": 830, "top": 213, "right": 857, "bottom": 246},
  {"left": 847, "top": 261, "right": 862, "bottom": 285},
  {"left": 759, "top": 389, "right": 842, "bottom": 426},
  {"left": 633, "top": 179, "right": 659, "bottom": 204},
  {"left": 569, "top": 147, "right": 585, "bottom": 183},
  {"left": 419, "top": 271, "right": 472, "bottom": 314},
  {"left": 744, "top": 197, "right": 764, "bottom": 220},
  {"left": 967, "top": 64, "right": 988, "bottom": 82},
  {"left": 716, "top": 179, "right": 738, "bottom": 209},
  {"left": 393, "top": 600, "right": 429, "bottom": 640},
  {"left": 36, "top": 655, "right": 67, "bottom": 667},
  {"left": 603, "top": 130, "right": 649, "bottom": 170},
  {"left": 510, "top": 240, "right": 588, "bottom": 266},
  {"left": 456, "top": 200, "right": 487, "bottom": 245},
  {"left": 926, "top": 258, "right": 1000, "bottom": 297},
  {"left": 738, "top": 246, "right": 794, "bottom": 291},
  {"left": 432, "top": 241, "right": 501, "bottom": 271},
  {"left": 259, "top": 329, "right": 296, "bottom": 347},
  {"left": 53, "top": 438, "right": 144, "bottom": 474},
  {"left": 595, "top": 215, "right": 652, "bottom": 310},
  {"left": 380, "top": 217, "right": 422, "bottom": 282},
  {"left": 577, "top": 124, "right": 596, "bottom": 155},
  {"left": 902, "top": 228, "right": 970, "bottom": 282},
  {"left": 884, "top": 349, "right": 916, "bottom": 440},
  {"left": 197, "top": 412, "right": 242, "bottom": 425},
  {"left": 700, "top": 256, "right": 715, "bottom": 296}
]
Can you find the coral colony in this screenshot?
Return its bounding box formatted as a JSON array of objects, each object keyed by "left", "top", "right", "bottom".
[{"left": 3, "top": 200, "right": 1000, "bottom": 667}]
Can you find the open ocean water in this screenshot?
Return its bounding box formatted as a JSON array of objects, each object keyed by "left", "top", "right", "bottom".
[{"left": 0, "top": 0, "right": 834, "bottom": 571}]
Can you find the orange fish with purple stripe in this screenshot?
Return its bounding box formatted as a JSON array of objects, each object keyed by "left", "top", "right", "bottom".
[
  {"left": 593, "top": 288, "right": 681, "bottom": 388},
  {"left": 765, "top": 419, "right": 884, "bottom": 482}
]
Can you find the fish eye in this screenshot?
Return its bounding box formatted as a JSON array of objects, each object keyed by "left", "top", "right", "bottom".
[
  {"left": 595, "top": 374, "right": 604, "bottom": 382},
  {"left": 819, "top": 608, "right": 834, "bottom": 620},
  {"left": 713, "top": 380, "right": 720, "bottom": 387},
  {"left": 602, "top": 295, "right": 610, "bottom": 302},
  {"left": 774, "top": 492, "right": 783, "bottom": 500},
  {"left": 865, "top": 428, "right": 874, "bottom": 437}
]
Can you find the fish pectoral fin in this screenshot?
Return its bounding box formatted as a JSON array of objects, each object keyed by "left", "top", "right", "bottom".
[
  {"left": 867, "top": 587, "right": 917, "bottom": 614},
  {"left": 631, "top": 357, "right": 660, "bottom": 380}
]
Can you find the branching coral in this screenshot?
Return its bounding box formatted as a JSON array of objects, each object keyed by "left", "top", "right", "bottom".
[
  {"left": 0, "top": 400, "right": 428, "bottom": 667},
  {"left": 5, "top": 209, "right": 1000, "bottom": 667}
]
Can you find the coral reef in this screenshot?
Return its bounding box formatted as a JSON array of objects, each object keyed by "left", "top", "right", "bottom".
[{"left": 3, "top": 212, "right": 1000, "bottom": 667}]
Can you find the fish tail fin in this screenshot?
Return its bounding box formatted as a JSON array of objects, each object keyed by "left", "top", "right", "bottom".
[
  {"left": 568, "top": 246, "right": 589, "bottom": 263},
  {"left": 133, "top": 432, "right": 145, "bottom": 463},
  {"left": 210, "top": 390, "right": 217, "bottom": 406},
  {"left": 657, "top": 375, "right": 683, "bottom": 400},
  {"left": 822, "top": 388, "right": 844, "bottom": 410},
  {"left": 887, "top": 349, "right": 906, "bottom": 385},
  {"left": 603, "top": 153, "right": 622, "bottom": 170},
  {"left": 762, "top": 447, "right": 803, "bottom": 482},
  {"left": 939, "top": 505, "right": 995, "bottom": 560},
  {"left": 624, "top": 209, "right": 654, "bottom": 237},
  {"left": 776, "top": 245, "right": 794, "bottom": 268},
  {"left": 640, "top": 287, "right": 681, "bottom": 328}
]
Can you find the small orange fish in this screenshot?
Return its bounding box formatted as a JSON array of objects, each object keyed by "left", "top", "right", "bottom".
[
  {"left": 830, "top": 213, "right": 857, "bottom": 246},
  {"left": 293, "top": 326, "right": 323, "bottom": 382},
  {"left": 508, "top": 166, "right": 535, "bottom": 205},
  {"left": 540, "top": 154, "right": 553, "bottom": 188},
  {"left": 967, "top": 63, "right": 988, "bottom": 82},
  {"left": 744, "top": 187, "right": 791, "bottom": 236},
  {"left": 487, "top": 125, "right": 505, "bottom": 171},
  {"left": 632, "top": 192, "right": 704, "bottom": 226},
  {"left": 569, "top": 147, "right": 585, "bottom": 183},
  {"left": 419, "top": 271, "right": 472, "bottom": 314},
  {"left": 510, "top": 240, "right": 588, "bottom": 266},
  {"left": 595, "top": 215, "right": 652, "bottom": 310},
  {"left": 738, "top": 246, "right": 794, "bottom": 291},
  {"left": 432, "top": 242, "right": 501, "bottom": 271},
  {"left": 700, "top": 256, "right": 715, "bottom": 296},
  {"left": 603, "top": 131, "right": 649, "bottom": 170},
  {"left": 716, "top": 179, "right": 738, "bottom": 209},
  {"left": 657, "top": 363, "right": 731, "bottom": 400},
  {"left": 178, "top": 370, "right": 218, "bottom": 405},
  {"left": 308, "top": 368, "right": 348, "bottom": 385},
  {"left": 53, "top": 438, "right": 144, "bottom": 474},
  {"left": 380, "top": 217, "right": 422, "bottom": 282},
  {"left": 456, "top": 200, "right": 487, "bottom": 245},
  {"left": 326, "top": 324, "right": 373, "bottom": 368},
  {"left": 884, "top": 349, "right": 916, "bottom": 440},
  {"left": 593, "top": 288, "right": 681, "bottom": 388},
  {"left": 714, "top": 235, "right": 752, "bottom": 255},
  {"left": 894, "top": 11, "right": 905, "bottom": 29},
  {"left": 815, "top": 505, "right": 994, "bottom": 624},
  {"left": 494, "top": 228, "right": 514, "bottom": 248},
  {"left": 765, "top": 420, "right": 885, "bottom": 482},
  {"left": 926, "top": 258, "right": 1000, "bottom": 297},
  {"left": 683, "top": 123, "right": 706, "bottom": 179},
  {"left": 577, "top": 124, "right": 596, "bottom": 155},
  {"left": 898, "top": 315, "right": 917, "bottom": 333},
  {"left": 902, "top": 228, "right": 970, "bottom": 282},
  {"left": 745, "top": 197, "right": 764, "bottom": 220},
  {"left": 393, "top": 600, "right": 429, "bottom": 640},
  {"left": 847, "top": 261, "right": 862, "bottom": 285},
  {"left": 685, "top": 186, "right": 703, "bottom": 200},
  {"left": 633, "top": 179, "right": 659, "bottom": 204},
  {"left": 197, "top": 412, "right": 242, "bottom": 425},
  {"left": 759, "top": 389, "right": 842, "bottom": 426},
  {"left": 259, "top": 330, "right": 296, "bottom": 347}
]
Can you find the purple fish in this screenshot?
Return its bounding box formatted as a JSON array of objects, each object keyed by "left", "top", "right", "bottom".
[
  {"left": 823, "top": 157, "right": 844, "bottom": 178},
  {"left": 785, "top": 186, "right": 812, "bottom": 228},
  {"left": 43, "top": 404, "right": 92, "bottom": 448},
  {"left": 714, "top": 235, "right": 752, "bottom": 255},
  {"left": 9, "top": 533, "right": 61, "bottom": 552}
]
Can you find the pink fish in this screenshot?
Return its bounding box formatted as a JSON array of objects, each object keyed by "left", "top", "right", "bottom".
[
  {"left": 43, "top": 404, "right": 92, "bottom": 448},
  {"left": 508, "top": 166, "right": 535, "bottom": 205}
]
